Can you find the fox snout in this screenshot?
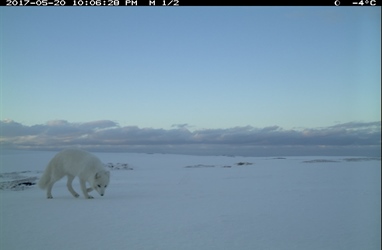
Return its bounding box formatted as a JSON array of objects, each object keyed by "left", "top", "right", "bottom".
[{"left": 96, "top": 188, "right": 106, "bottom": 197}]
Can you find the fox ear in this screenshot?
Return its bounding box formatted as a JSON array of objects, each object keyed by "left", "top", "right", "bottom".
[{"left": 95, "top": 172, "right": 100, "bottom": 179}]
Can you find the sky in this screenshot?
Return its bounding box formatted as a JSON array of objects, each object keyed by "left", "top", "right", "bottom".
[{"left": 0, "top": 7, "right": 381, "bottom": 156}]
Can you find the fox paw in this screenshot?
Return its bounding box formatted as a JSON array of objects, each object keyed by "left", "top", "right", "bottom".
[{"left": 86, "top": 195, "right": 94, "bottom": 199}]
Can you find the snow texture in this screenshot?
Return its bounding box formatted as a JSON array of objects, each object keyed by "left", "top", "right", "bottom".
[{"left": 0, "top": 151, "right": 380, "bottom": 250}]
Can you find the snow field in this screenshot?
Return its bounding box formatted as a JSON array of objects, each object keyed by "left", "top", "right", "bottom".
[{"left": 0, "top": 152, "right": 380, "bottom": 250}]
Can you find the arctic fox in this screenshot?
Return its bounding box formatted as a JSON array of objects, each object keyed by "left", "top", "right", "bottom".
[{"left": 38, "top": 149, "right": 110, "bottom": 199}]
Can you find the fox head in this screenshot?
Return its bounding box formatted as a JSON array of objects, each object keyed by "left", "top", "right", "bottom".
[{"left": 93, "top": 170, "right": 110, "bottom": 197}]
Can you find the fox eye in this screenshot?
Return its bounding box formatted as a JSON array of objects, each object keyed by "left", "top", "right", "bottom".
[
  {"left": 105, "top": 185, "right": 107, "bottom": 188},
  {"left": 97, "top": 185, "right": 101, "bottom": 188}
]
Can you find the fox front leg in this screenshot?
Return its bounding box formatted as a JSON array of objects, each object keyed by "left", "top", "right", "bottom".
[
  {"left": 67, "top": 175, "right": 80, "bottom": 198},
  {"left": 80, "top": 179, "right": 94, "bottom": 199}
]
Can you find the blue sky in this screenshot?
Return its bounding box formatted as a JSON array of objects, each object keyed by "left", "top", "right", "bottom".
[{"left": 0, "top": 7, "right": 381, "bottom": 156}]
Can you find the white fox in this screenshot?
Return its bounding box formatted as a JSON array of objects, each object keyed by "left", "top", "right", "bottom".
[{"left": 38, "top": 148, "right": 110, "bottom": 199}]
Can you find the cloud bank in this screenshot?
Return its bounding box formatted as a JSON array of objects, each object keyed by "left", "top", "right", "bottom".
[{"left": 1, "top": 120, "right": 380, "bottom": 156}]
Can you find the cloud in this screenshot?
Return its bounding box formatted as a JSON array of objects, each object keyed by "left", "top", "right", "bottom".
[{"left": 0, "top": 120, "right": 380, "bottom": 156}]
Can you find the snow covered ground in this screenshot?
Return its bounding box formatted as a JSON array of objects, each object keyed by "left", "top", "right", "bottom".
[{"left": 0, "top": 150, "right": 380, "bottom": 250}]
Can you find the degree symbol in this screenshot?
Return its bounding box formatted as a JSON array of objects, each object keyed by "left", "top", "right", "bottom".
[{"left": 334, "top": 0, "right": 340, "bottom": 5}]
